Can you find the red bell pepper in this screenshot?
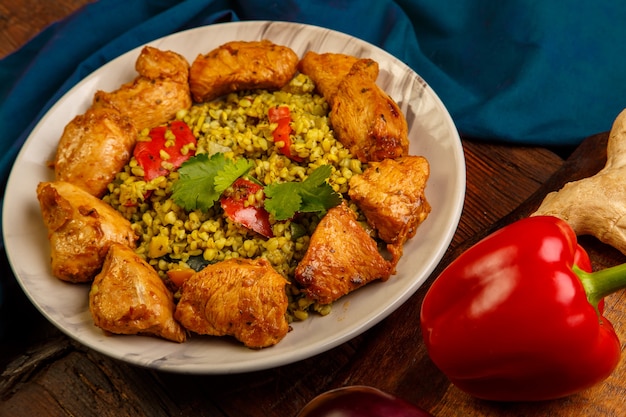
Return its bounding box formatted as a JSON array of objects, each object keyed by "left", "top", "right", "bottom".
[
  {"left": 134, "top": 120, "right": 197, "bottom": 181},
  {"left": 220, "top": 177, "right": 274, "bottom": 238},
  {"left": 268, "top": 105, "right": 303, "bottom": 162},
  {"left": 420, "top": 215, "right": 626, "bottom": 401}
]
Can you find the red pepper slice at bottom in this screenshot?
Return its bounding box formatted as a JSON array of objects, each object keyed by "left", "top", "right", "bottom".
[
  {"left": 220, "top": 178, "right": 274, "bottom": 238},
  {"left": 420, "top": 215, "right": 626, "bottom": 401}
]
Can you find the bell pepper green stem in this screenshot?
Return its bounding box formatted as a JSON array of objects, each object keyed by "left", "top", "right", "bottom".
[{"left": 574, "top": 263, "right": 626, "bottom": 314}]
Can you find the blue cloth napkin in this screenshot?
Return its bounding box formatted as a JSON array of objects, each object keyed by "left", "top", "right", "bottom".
[{"left": 2, "top": 0, "right": 626, "bottom": 189}]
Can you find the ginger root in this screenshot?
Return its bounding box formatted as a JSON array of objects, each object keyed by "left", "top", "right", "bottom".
[{"left": 532, "top": 108, "right": 626, "bottom": 255}]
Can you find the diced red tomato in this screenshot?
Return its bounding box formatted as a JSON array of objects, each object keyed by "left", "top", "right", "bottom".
[
  {"left": 134, "top": 120, "right": 197, "bottom": 181},
  {"left": 268, "top": 105, "right": 303, "bottom": 162},
  {"left": 268, "top": 105, "right": 291, "bottom": 122},
  {"left": 220, "top": 178, "right": 274, "bottom": 238}
]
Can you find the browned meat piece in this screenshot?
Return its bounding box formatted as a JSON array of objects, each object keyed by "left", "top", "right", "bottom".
[
  {"left": 36, "top": 181, "right": 137, "bottom": 283},
  {"left": 294, "top": 202, "right": 393, "bottom": 305},
  {"left": 189, "top": 40, "right": 299, "bottom": 103},
  {"left": 297, "top": 51, "right": 359, "bottom": 105},
  {"left": 174, "top": 258, "right": 289, "bottom": 348},
  {"left": 348, "top": 156, "right": 431, "bottom": 264},
  {"left": 299, "top": 51, "right": 409, "bottom": 162},
  {"left": 89, "top": 243, "right": 186, "bottom": 343},
  {"left": 134, "top": 45, "right": 189, "bottom": 85},
  {"left": 92, "top": 46, "right": 191, "bottom": 131},
  {"left": 330, "top": 58, "right": 409, "bottom": 162},
  {"left": 53, "top": 107, "right": 136, "bottom": 197}
]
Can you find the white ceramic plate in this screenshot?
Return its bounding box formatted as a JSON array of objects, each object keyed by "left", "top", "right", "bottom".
[{"left": 3, "top": 21, "right": 465, "bottom": 374}]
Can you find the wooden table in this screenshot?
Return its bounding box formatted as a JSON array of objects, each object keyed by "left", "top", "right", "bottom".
[{"left": 2, "top": 2, "right": 626, "bottom": 416}]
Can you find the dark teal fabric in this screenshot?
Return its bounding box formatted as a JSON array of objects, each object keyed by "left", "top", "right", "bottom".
[{"left": 1, "top": 0, "right": 625, "bottom": 186}]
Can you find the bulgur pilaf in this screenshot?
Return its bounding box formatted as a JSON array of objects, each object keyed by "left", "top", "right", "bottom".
[{"left": 102, "top": 73, "right": 367, "bottom": 321}]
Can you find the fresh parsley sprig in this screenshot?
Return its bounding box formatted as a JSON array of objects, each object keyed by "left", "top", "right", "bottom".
[
  {"left": 264, "top": 165, "right": 342, "bottom": 220},
  {"left": 170, "top": 153, "right": 342, "bottom": 219},
  {"left": 171, "top": 153, "right": 253, "bottom": 211}
]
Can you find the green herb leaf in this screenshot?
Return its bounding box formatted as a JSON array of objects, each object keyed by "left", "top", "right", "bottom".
[
  {"left": 264, "top": 183, "right": 303, "bottom": 220},
  {"left": 264, "top": 165, "right": 342, "bottom": 220},
  {"left": 172, "top": 153, "right": 252, "bottom": 211},
  {"left": 214, "top": 157, "right": 254, "bottom": 194}
]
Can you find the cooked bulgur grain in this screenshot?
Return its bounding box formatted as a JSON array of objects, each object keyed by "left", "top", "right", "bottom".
[{"left": 103, "top": 73, "right": 365, "bottom": 321}]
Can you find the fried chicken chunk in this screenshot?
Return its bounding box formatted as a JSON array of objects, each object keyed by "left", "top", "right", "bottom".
[
  {"left": 53, "top": 107, "right": 137, "bottom": 197},
  {"left": 297, "top": 51, "right": 359, "bottom": 105},
  {"left": 36, "top": 181, "right": 137, "bottom": 283},
  {"left": 174, "top": 258, "right": 289, "bottom": 348},
  {"left": 331, "top": 59, "right": 409, "bottom": 162},
  {"left": 348, "top": 156, "right": 431, "bottom": 264},
  {"left": 89, "top": 243, "right": 186, "bottom": 343},
  {"left": 189, "top": 40, "right": 299, "bottom": 103},
  {"left": 299, "top": 52, "right": 409, "bottom": 162},
  {"left": 92, "top": 46, "right": 191, "bottom": 132},
  {"left": 294, "top": 202, "right": 393, "bottom": 305}
]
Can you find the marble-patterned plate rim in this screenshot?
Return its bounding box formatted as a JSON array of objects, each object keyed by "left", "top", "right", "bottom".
[{"left": 3, "top": 21, "right": 465, "bottom": 374}]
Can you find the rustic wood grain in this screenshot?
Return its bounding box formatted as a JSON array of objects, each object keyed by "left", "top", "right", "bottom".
[
  {"left": 5, "top": 2, "right": 626, "bottom": 417},
  {"left": 453, "top": 141, "right": 565, "bottom": 246},
  {"left": 0, "top": 0, "right": 95, "bottom": 58}
]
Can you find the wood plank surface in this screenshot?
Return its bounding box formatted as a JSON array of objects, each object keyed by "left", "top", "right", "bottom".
[
  {"left": 0, "top": 0, "right": 95, "bottom": 58},
  {"left": 5, "top": 2, "right": 626, "bottom": 417}
]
